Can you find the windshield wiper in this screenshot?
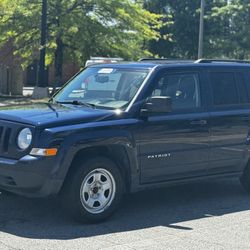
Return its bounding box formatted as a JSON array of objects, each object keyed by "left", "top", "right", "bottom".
[{"left": 56, "top": 100, "right": 96, "bottom": 108}]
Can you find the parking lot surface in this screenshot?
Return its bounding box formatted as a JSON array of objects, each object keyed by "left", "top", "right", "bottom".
[{"left": 0, "top": 178, "right": 250, "bottom": 250}]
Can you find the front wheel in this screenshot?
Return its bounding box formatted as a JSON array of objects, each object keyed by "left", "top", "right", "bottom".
[{"left": 62, "top": 157, "right": 124, "bottom": 223}]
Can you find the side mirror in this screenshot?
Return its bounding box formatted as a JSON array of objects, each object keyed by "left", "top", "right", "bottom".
[{"left": 141, "top": 96, "right": 172, "bottom": 116}]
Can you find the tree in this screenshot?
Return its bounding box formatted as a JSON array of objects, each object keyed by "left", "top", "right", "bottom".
[
  {"left": 145, "top": 0, "right": 250, "bottom": 60},
  {"left": 206, "top": 0, "right": 250, "bottom": 59},
  {"left": 0, "top": 0, "right": 161, "bottom": 85},
  {"left": 144, "top": 0, "right": 200, "bottom": 59}
]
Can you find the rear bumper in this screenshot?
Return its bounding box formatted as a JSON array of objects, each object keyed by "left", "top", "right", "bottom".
[{"left": 0, "top": 155, "right": 63, "bottom": 197}]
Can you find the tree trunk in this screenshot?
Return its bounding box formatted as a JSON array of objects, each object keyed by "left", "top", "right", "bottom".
[{"left": 54, "top": 37, "right": 64, "bottom": 88}]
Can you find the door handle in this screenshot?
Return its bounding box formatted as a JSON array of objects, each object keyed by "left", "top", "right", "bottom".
[{"left": 190, "top": 120, "right": 207, "bottom": 125}]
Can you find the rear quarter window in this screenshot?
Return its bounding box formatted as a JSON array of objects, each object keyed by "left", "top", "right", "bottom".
[
  {"left": 235, "top": 72, "right": 249, "bottom": 104},
  {"left": 243, "top": 71, "right": 250, "bottom": 102}
]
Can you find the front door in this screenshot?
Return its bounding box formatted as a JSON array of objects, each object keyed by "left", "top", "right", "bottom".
[{"left": 138, "top": 69, "right": 210, "bottom": 184}]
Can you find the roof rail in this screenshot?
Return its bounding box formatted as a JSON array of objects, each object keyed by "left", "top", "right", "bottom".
[
  {"left": 139, "top": 58, "right": 194, "bottom": 63},
  {"left": 195, "top": 59, "right": 250, "bottom": 64}
]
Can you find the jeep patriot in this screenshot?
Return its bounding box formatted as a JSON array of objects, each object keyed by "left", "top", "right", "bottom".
[{"left": 1, "top": 59, "right": 250, "bottom": 222}]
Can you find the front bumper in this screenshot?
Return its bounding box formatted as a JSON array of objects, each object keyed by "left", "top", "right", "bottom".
[{"left": 0, "top": 155, "right": 63, "bottom": 197}]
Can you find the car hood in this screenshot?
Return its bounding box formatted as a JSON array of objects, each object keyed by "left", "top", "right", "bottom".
[{"left": 0, "top": 103, "right": 117, "bottom": 127}]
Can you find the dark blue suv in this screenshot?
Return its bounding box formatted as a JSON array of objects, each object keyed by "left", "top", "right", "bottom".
[{"left": 1, "top": 59, "right": 250, "bottom": 223}]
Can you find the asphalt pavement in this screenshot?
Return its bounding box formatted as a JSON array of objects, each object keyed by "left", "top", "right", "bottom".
[{"left": 0, "top": 178, "right": 250, "bottom": 250}]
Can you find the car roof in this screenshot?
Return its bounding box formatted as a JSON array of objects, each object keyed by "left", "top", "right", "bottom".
[{"left": 88, "top": 61, "right": 250, "bottom": 70}]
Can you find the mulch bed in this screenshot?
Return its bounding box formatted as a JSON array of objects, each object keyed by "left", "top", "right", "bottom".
[{"left": 0, "top": 96, "right": 48, "bottom": 107}]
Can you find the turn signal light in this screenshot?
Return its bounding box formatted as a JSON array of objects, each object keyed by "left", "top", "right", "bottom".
[{"left": 30, "top": 148, "right": 58, "bottom": 157}]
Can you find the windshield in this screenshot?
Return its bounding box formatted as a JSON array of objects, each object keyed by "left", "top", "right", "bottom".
[{"left": 54, "top": 67, "right": 149, "bottom": 109}]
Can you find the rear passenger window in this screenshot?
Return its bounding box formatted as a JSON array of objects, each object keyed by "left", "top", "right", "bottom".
[{"left": 210, "top": 72, "right": 239, "bottom": 105}]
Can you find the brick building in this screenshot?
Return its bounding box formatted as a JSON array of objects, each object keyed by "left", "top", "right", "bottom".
[
  {"left": 0, "top": 42, "right": 80, "bottom": 88},
  {"left": 0, "top": 42, "right": 23, "bottom": 95}
]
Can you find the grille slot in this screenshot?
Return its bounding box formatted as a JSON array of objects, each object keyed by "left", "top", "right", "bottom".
[
  {"left": 0, "top": 127, "right": 3, "bottom": 140},
  {"left": 2, "top": 128, "right": 11, "bottom": 153}
]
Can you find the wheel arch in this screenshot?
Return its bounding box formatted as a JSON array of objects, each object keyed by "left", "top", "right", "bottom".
[{"left": 59, "top": 144, "right": 134, "bottom": 195}]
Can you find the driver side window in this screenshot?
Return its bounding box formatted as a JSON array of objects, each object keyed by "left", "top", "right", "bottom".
[{"left": 151, "top": 72, "right": 201, "bottom": 110}]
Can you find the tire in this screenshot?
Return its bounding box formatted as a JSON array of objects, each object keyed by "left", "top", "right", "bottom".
[
  {"left": 62, "top": 157, "right": 125, "bottom": 223},
  {"left": 240, "top": 164, "right": 250, "bottom": 194}
]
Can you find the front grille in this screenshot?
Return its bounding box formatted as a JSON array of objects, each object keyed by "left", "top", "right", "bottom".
[{"left": 0, "top": 120, "right": 34, "bottom": 159}]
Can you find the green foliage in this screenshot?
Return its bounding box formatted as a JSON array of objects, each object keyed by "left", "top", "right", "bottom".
[
  {"left": 3, "top": 0, "right": 250, "bottom": 78},
  {"left": 145, "top": 0, "right": 250, "bottom": 60},
  {"left": 206, "top": 0, "right": 250, "bottom": 59},
  {"left": 144, "top": 0, "right": 200, "bottom": 59},
  {"left": 0, "top": 0, "right": 161, "bottom": 81},
  {"left": 0, "top": 0, "right": 41, "bottom": 65}
]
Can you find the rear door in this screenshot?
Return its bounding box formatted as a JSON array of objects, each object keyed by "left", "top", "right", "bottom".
[{"left": 207, "top": 67, "right": 250, "bottom": 174}]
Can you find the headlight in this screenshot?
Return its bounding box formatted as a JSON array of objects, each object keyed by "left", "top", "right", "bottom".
[{"left": 17, "top": 128, "right": 32, "bottom": 150}]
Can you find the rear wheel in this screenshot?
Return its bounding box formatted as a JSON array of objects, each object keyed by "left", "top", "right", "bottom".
[{"left": 62, "top": 157, "right": 124, "bottom": 223}]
